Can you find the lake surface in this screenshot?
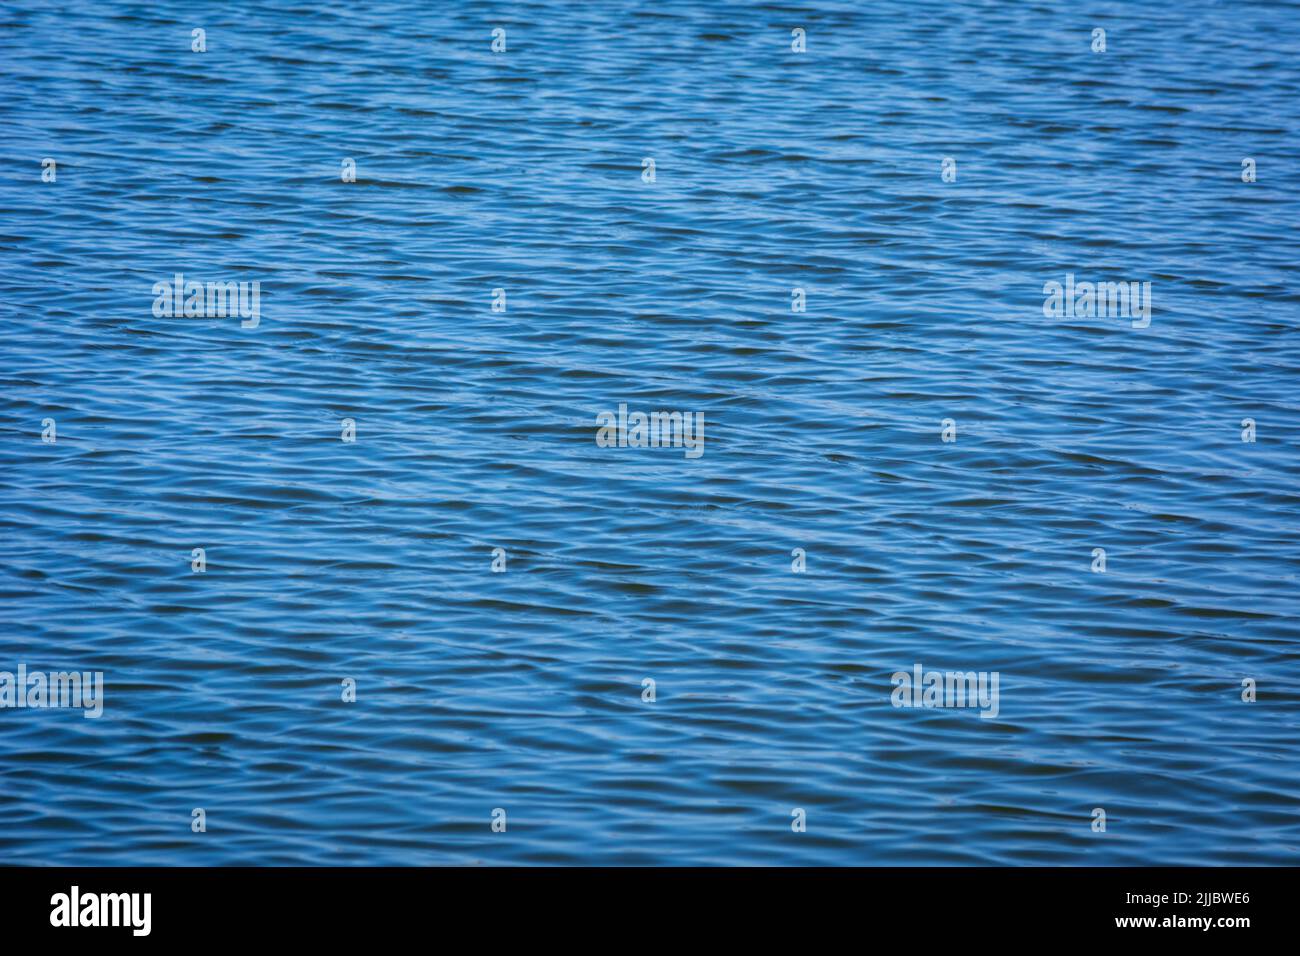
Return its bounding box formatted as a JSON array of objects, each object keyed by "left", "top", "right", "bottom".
[{"left": 1, "top": 0, "right": 1298, "bottom": 865}]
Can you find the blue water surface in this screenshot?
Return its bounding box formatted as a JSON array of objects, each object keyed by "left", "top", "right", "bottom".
[{"left": 1, "top": 0, "right": 1298, "bottom": 864}]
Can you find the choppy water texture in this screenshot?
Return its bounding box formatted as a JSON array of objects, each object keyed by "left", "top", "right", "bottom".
[{"left": 1, "top": 0, "right": 1299, "bottom": 866}]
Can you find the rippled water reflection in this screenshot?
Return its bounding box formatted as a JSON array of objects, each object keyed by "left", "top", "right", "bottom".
[{"left": 1, "top": 1, "right": 1298, "bottom": 864}]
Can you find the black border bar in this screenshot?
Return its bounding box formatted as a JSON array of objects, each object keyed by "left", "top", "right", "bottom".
[{"left": 0, "top": 866, "right": 1285, "bottom": 941}]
